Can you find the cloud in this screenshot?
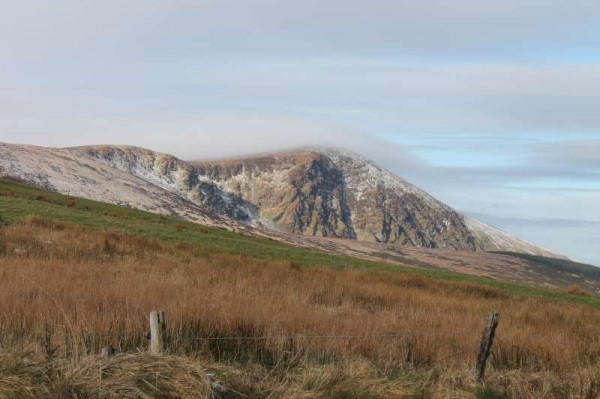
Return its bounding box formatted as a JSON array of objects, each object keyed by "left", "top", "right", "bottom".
[
  {"left": 0, "top": 108, "right": 426, "bottom": 172},
  {"left": 3, "top": 0, "right": 599, "bottom": 60},
  {"left": 430, "top": 165, "right": 600, "bottom": 187},
  {"left": 536, "top": 140, "right": 600, "bottom": 169},
  {"left": 468, "top": 213, "right": 600, "bottom": 229},
  {"left": 4, "top": 58, "right": 600, "bottom": 141}
]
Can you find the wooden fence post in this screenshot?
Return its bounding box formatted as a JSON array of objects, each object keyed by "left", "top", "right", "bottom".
[
  {"left": 150, "top": 310, "right": 167, "bottom": 354},
  {"left": 475, "top": 311, "right": 500, "bottom": 383}
]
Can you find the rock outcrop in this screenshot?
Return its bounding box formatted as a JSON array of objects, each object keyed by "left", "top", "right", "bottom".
[{"left": 193, "top": 150, "right": 478, "bottom": 251}]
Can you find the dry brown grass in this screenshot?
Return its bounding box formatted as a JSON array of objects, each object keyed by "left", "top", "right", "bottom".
[
  {"left": 0, "top": 344, "right": 215, "bottom": 398},
  {"left": 1, "top": 217, "right": 600, "bottom": 398},
  {"left": 567, "top": 284, "right": 591, "bottom": 297}
]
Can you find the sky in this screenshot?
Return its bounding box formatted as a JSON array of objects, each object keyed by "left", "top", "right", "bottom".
[{"left": 0, "top": 1, "right": 599, "bottom": 265}]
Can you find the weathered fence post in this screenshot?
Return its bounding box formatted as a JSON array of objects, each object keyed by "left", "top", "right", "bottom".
[
  {"left": 475, "top": 311, "right": 500, "bottom": 382},
  {"left": 150, "top": 310, "right": 167, "bottom": 354}
]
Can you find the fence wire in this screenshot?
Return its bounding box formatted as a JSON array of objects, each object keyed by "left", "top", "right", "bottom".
[{"left": 181, "top": 329, "right": 476, "bottom": 341}]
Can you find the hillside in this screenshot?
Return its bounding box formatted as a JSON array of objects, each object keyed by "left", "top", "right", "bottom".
[
  {"left": 1, "top": 178, "right": 600, "bottom": 398},
  {"left": 0, "top": 168, "right": 596, "bottom": 291},
  {"left": 0, "top": 142, "right": 563, "bottom": 259},
  {"left": 0, "top": 177, "right": 598, "bottom": 301}
]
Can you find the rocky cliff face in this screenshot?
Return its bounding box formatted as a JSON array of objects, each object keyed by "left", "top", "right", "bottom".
[
  {"left": 193, "top": 150, "right": 477, "bottom": 250},
  {"left": 0, "top": 142, "right": 562, "bottom": 257},
  {"left": 194, "top": 152, "right": 356, "bottom": 239}
]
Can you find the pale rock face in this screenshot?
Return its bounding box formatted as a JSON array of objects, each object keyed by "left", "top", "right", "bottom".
[
  {"left": 0, "top": 142, "right": 564, "bottom": 258},
  {"left": 0, "top": 143, "right": 235, "bottom": 229},
  {"left": 71, "top": 145, "right": 259, "bottom": 224}
]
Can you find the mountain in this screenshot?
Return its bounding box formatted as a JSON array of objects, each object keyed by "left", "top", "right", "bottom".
[
  {"left": 192, "top": 150, "right": 474, "bottom": 249},
  {"left": 191, "top": 150, "right": 562, "bottom": 257},
  {"left": 0, "top": 142, "right": 562, "bottom": 259}
]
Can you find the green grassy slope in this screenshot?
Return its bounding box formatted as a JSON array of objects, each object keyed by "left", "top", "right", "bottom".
[
  {"left": 1, "top": 177, "right": 599, "bottom": 308},
  {"left": 0, "top": 177, "right": 402, "bottom": 270}
]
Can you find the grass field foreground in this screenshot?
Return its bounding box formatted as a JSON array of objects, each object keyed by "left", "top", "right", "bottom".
[{"left": 1, "top": 179, "right": 600, "bottom": 397}]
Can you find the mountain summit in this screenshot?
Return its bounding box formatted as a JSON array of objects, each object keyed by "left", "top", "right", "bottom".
[{"left": 0, "top": 142, "right": 561, "bottom": 258}]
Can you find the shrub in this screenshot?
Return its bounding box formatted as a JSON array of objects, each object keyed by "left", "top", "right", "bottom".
[
  {"left": 567, "top": 284, "right": 591, "bottom": 297},
  {"left": 34, "top": 195, "right": 50, "bottom": 203}
]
